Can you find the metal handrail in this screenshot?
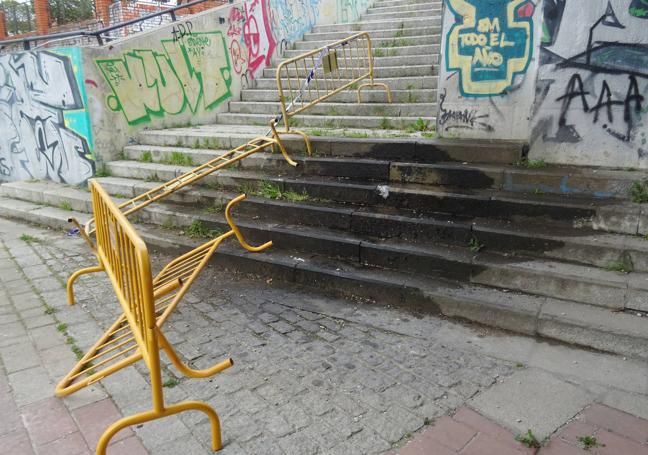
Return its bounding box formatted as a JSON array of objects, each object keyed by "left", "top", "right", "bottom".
[{"left": 0, "top": 0, "right": 230, "bottom": 50}]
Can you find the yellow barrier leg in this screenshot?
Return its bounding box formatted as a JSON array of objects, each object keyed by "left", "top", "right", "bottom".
[
  {"left": 95, "top": 401, "right": 223, "bottom": 454},
  {"left": 269, "top": 121, "right": 302, "bottom": 164},
  {"left": 357, "top": 82, "right": 393, "bottom": 104},
  {"left": 66, "top": 264, "right": 104, "bottom": 305}
]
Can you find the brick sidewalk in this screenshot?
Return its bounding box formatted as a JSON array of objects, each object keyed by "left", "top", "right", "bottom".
[
  {"left": 0, "top": 229, "right": 147, "bottom": 454},
  {"left": 2, "top": 219, "right": 648, "bottom": 454},
  {"left": 393, "top": 405, "right": 648, "bottom": 455}
]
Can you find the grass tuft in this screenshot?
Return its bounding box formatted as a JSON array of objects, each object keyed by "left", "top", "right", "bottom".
[
  {"left": 515, "top": 158, "right": 547, "bottom": 168},
  {"left": 605, "top": 254, "right": 634, "bottom": 274},
  {"left": 163, "top": 378, "right": 180, "bottom": 388},
  {"left": 469, "top": 236, "right": 483, "bottom": 253},
  {"left": 185, "top": 220, "right": 222, "bottom": 239},
  {"left": 629, "top": 181, "right": 648, "bottom": 203},
  {"left": 20, "top": 234, "right": 39, "bottom": 243},
  {"left": 578, "top": 435, "right": 604, "bottom": 450},
  {"left": 140, "top": 151, "right": 153, "bottom": 163},
  {"left": 515, "top": 430, "right": 542, "bottom": 449}
]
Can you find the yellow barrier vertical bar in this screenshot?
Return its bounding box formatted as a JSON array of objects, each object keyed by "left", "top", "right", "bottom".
[{"left": 310, "top": 54, "right": 321, "bottom": 100}]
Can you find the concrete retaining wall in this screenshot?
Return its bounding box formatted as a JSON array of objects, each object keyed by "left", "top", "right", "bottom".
[
  {"left": 0, "top": 0, "right": 373, "bottom": 184},
  {"left": 437, "top": 0, "right": 648, "bottom": 169}
]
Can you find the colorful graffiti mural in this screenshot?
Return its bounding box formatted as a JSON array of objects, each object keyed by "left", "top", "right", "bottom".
[
  {"left": 96, "top": 31, "right": 232, "bottom": 126},
  {"left": 531, "top": 0, "right": 648, "bottom": 167},
  {"left": 0, "top": 48, "right": 95, "bottom": 184},
  {"left": 445, "top": 0, "right": 534, "bottom": 97}
]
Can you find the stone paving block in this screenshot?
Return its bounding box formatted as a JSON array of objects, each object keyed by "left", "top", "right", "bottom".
[
  {"left": 461, "top": 432, "right": 530, "bottom": 455},
  {"left": 468, "top": 368, "right": 593, "bottom": 438},
  {"left": 593, "top": 428, "right": 648, "bottom": 455},
  {"left": 134, "top": 415, "right": 191, "bottom": 447},
  {"left": 0, "top": 428, "right": 35, "bottom": 455},
  {"left": 104, "top": 436, "right": 148, "bottom": 455},
  {"left": 1, "top": 342, "right": 40, "bottom": 373},
  {"left": 22, "top": 397, "right": 77, "bottom": 446},
  {"left": 149, "top": 433, "right": 210, "bottom": 455},
  {"left": 61, "top": 385, "right": 108, "bottom": 411},
  {"left": 31, "top": 277, "right": 63, "bottom": 293},
  {"left": 72, "top": 398, "right": 133, "bottom": 447},
  {"left": 540, "top": 438, "right": 589, "bottom": 455},
  {"left": 34, "top": 431, "right": 89, "bottom": 455},
  {"left": 11, "top": 292, "right": 43, "bottom": 310},
  {"left": 581, "top": 403, "right": 648, "bottom": 444},
  {"left": 421, "top": 416, "right": 477, "bottom": 452},
  {"left": 453, "top": 407, "right": 527, "bottom": 451}
]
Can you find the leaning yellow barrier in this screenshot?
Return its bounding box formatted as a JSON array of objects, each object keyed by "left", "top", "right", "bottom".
[
  {"left": 56, "top": 180, "right": 272, "bottom": 454},
  {"left": 272, "top": 31, "right": 393, "bottom": 155}
]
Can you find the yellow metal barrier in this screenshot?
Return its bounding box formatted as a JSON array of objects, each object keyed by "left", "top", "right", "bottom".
[
  {"left": 57, "top": 180, "right": 271, "bottom": 454},
  {"left": 272, "top": 31, "right": 393, "bottom": 154}
]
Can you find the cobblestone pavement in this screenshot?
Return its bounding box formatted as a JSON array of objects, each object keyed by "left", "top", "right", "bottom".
[
  {"left": 1, "top": 217, "right": 648, "bottom": 455},
  {"left": 0, "top": 218, "right": 512, "bottom": 454}
]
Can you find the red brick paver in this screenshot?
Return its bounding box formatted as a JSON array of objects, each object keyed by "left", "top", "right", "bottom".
[
  {"left": 394, "top": 407, "right": 533, "bottom": 454},
  {"left": 393, "top": 404, "right": 648, "bottom": 455}
]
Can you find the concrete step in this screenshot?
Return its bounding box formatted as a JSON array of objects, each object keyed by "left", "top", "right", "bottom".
[
  {"left": 251, "top": 75, "right": 438, "bottom": 90},
  {"left": 366, "top": 2, "right": 441, "bottom": 14},
  {"left": 264, "top": 63, "right": 435, "bottom": 79},
  {"left": 228, "top": 101, "right": 435, "bottom": 117},
  {"left": 303, "top": 27, "right": 440, "bottom": 42},
  {"left": 122, "top": 144, "right": 646, "bottom": 199},
  {"left": 215, "top": 112, "right": 436, "bottom": 129},
  {"left": 373, "top": 0, "right": 441, "bottom": 6},
  {"left": 390, "top": 161, "right": 646, "bottom": 199},
  {"left": 100, "top": 161, "right": 642, "bottom": 235},
  {"left": 372, "top": 0, "right": 441, "bottom": 8},
  {"left": 240, "top": 88, "right": 437, "bottom": 104},
  {"left": 4, "top": 178, "right": 648, "bottom": 277},
  {"left": 294, "top": 34, "right": 439, "bottom": 50},
  {"left": 135, "top": 125, "right": 522, "bottom": 164},
  {"left": 1, "top": 194, "right": 646, "bottom": 360},
  {"left": 361, "top": 9, "right": 441, "bottom": 20},
  {"left": 311, "top": 17, "right": 440, "bottom": 34},
  {"left": 1, "top": 180, "right": 643, "bottom": 310},
  {"left": 270, "top": 53, "right": 437, "bottom": 69},
  {"left": 286, "top": 43, "right": 439, "bottom": 58},
  {"left": 121, "top": 145, "right": 390, "bottom": 180}
]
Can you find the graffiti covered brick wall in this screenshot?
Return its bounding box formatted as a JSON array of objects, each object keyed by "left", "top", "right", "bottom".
[
  {"left": 437, "top": 0, "right": 541, "bottom": 140},
  {"left": 0, "top": 48, "right": 95, "bottom": 184},
  {"left": 529, "top": 0, "right": 648, "bottom": 168}
]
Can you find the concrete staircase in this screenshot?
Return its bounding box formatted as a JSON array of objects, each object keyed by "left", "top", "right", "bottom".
[
  {"left": 2, "top": 126, "right": 648, "bottom": 360},
  {"left": 218, "top": 0, "right": 440, "bottom": 131},
  {"left": 1, "top": 0, "right": 648, "bottom": 359}
]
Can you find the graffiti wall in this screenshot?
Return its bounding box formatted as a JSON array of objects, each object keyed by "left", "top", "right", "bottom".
[
  {"left": 83, "top": 0, "right": 365, "bottom": 160},
  {"left": 437, "top": 0, "right": 541, "bottom": 140},
  {"left": 0, "top": 48, "right": 95, "bottom": 184},
  {"left": 529, "top": 0, "right": 648, "bottom": 168},
  {"left": 95, "top": 31, "right": 233, "bottom": 126}
]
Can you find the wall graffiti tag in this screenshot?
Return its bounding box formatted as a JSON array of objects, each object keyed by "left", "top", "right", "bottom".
[
  {"left": 96, "top": 30, "right": 232, "bottom": 126},
  {"left": 0, "top": 49, "right": 95, "bottom": 184},
  {"left": 445, "top": 0, "right": 534, "bottom": 97},
  {"left": 243, "top": 0, "right": 276, "bottom": 78},
  {"left": 530, "top": 0, "right": 648, "bottom": 168}
]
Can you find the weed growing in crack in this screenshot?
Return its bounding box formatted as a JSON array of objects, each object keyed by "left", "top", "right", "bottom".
[
  {"left": 469, "top": 236, "right": 483, "bottom": 253},
  {"left": 515, "top": 430, "right": 542, "bottom": 449},
  {"left": 629, "top": 180, "right": 648, "bottom": 203},
  {"left": 578, "top": 435, "right": 604, "bottom": 450}
]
